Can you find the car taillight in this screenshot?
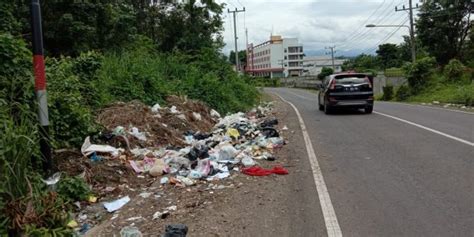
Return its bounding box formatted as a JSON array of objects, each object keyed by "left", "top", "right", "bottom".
[
  {"left": 329, "top": 79, "right": 336, "bottom": 90},
  {"left": 365, "top": 77, "right": 372, "bottom": 88}
]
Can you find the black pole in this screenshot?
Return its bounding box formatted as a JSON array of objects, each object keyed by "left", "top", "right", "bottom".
[{"left": 31, "top": 0, "right": 52, "bottom": 173}]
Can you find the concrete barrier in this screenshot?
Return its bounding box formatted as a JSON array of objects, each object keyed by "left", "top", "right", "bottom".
[{"left": 280, "top": 76, "right": 321, "bottom": 89}]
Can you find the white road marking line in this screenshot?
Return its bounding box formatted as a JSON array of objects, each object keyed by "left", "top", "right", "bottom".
[
  {"left": 274, "top": 93, "right": 343, "bottom": 237},
  {"left": 378, "top": 102, "right": 474, "bottom": 115},
  {"left": 374, "top": 111, "right": 474, "bottom": 147}
]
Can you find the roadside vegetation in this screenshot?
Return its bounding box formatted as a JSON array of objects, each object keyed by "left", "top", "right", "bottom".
[
  {"left": 1, "top": 1, "right": 259, "bottom": 235},
  {"left": 342, "top": 0, "right": 473, "bottom": 106}
]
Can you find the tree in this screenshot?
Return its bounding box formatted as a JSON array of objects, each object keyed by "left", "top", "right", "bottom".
[
  {"left": 342, "top": 54, "right": 379, "bottom": 72},
  {"left": 376, "top": 43, "right": 401, "bottom": 69},
  {"left": 416, "top": 0, "right": 473, "bottom": 64},
  {"left": 229, "top": 50, "right": 246, "bottom": 65},
  {"left": 318, "top": 67, "right": 334, "bottom": 80}
]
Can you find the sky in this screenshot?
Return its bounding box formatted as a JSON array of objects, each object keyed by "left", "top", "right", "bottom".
[{"left": 217, "top": 0, "right": 422, "bottom": 57}]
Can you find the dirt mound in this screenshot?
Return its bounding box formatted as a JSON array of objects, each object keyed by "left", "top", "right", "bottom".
[{"left": 96, "top": 96, "right": 217, "bottom": 148}]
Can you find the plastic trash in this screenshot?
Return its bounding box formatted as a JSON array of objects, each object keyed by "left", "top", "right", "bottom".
[
  {"left": 193, "top": 132, "right": 211, "bottom": 140},
  {"left": 163, "top": 224, "right": 188, "bottom": 237},
  {"left": 267, "top": 137, "right": 284, "bottom": 147},
  {"left": 226, "top": 128, "right": 240, "bottom": 139},
  {"left": 206, "top": 171, "right": 230, "bottom": 181},
  {"left": 260, "top": 127, "right": 279, "bottom": 138},
  {"left": 177, "top": 114, "right": 187, "bottom": 120},
  {"left": 178, "top": 169, "right": 190, "bottom": 177},
  {"left": 90, "top": 152, "right": 103, "bottom": 162},
  {"left": 184, "top": 135, "right": 194, "bottom": 144},
  {"left": 88, "top": 195, "right": 98, "bottom": 203},
  {"left": 152, "top": 211, "right": 170, "bottom": 220},
  {"left": 104, "top": 196, "right": 130, "bottom": 212},
  {"left": 42, "top": 172, "right": 61, "bottom": 186},
  {"left": 186, "top": 144, "right": 209, "bottom": 161},
  {"left": 113, "top": 126, "right": 126, "bottom": 136},
  {"left": 210, "top": 109, "right": 221, "bottom": 118},
  {"left": 241, "top": 166, "right": 289, "bottom": 176},
  {"left": 81, "top": 136, "right": 119, "bottom": 157},
  {"left": 195, "top": 158, "right": 211, "bottom": 177},
  {"left": 216, "top": 143, "right": 238, "bottom": 161},
  {"left": 139, "top": 192, "right": 152, "bottom": 198},
  {"left": 151, "top": 103, "right": 161, "bottom": 113},
  {"left": 149, "top": 159, "right": 167, "bottom": 177},
  {"left": 160, "top": 177, "right": 169, "bottom": 184},
  {"left": 282, "top": 125, "right": 289, "bottom": 130},
  {"left": 129, "top": 127, "right": 147, "bottom": 141},
  {"left": 79, "top": 223, "right": 91, "bottom": 235},
  {"left": 192, "top": 112, "right": 202, "bottom": 121},
  {"left": 164, "top": 156, "right": 190, "bottom": 169},
  {"left": 260, "top": 117, "right": 278, "bottom": 127},
  {"left": 188, "top": 170, "right": 202, "bottom": 179},
  {"left": 176, "top": 176, "right": 195, "bottom": 186},
  {"left": 170, "top": 106, "right": 179, "bottom": 114},
  {"left": 241, "top": 156, "right": 256, "bottom": 167},
  {"left": 67, "top": 220, "right": 78, "bottom": 228},
  {"left": 129, "top": 157, "right": 156, "bottom": 173},
  {"left": 120, "top": 226, "right": 143, "bottom": 237}
]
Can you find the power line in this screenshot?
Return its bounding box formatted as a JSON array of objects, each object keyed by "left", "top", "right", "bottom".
[
  {"left": 338, "top": 0, "right": 388, "bottom": 45},
  {"left": 225, "top": 0, "right": 237, "bottom": 9},
  {"left": 362, "top": 17, "right": 410, "bottom": 54},
  {"left": 339, "top": 0, "right": 399, "bottom": 47},
  {"left": 236, "top": 0, "right": 244, "bottom": 8},
  {"left": 339, "top": 1, "right": 407, "bottom": 52},
  {"left": 339, "top": 0, "right": 404, "bottom": 49}
]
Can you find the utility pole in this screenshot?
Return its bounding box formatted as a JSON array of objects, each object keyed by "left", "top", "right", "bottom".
[
  {"left": 396, "top": 0, "right": 420, "bottom": 63},
  {"left": 245, "top": 28, "right": 249, "bottom": 74},
  {"left": 31, "top": 0, "right": 52, "bottom": 173},
  {"left": 325, "top": 46, "right": 336, "bottom": 70},
  {"left": 228, "top": 7, "right": 245, "bottom": 72}
]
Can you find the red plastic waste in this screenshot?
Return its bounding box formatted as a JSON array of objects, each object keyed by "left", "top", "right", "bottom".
[{"left": 241, "top": 166, "right": 289, "bottom": 176}]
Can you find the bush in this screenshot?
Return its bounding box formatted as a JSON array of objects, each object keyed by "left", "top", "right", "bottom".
[
  {"left": 382, "top": 85, "right": 394, "bottom": 100},
  {"left": 57, "top": 176, "right": 91, "bottom": 203},
  {"left": 444, "top": 59, "right": 465, "bottom": 82},
  {"left": 395, "top": 85, "right": 410, "bottom": 101},
  {"left": 385, "top": 67, "right": 405, "bottom": 77},
  {"left": 318, "top": 67, "right": 334, "bottom": 80},
  {"left": 47, "top": 56, "right": 98, "bottom": 148},
  {"left": 95, "top": 48, "right": 259, "bottom": 114},
  {"left": 403, "top": 56, "right": 436, "bottom": 93}
]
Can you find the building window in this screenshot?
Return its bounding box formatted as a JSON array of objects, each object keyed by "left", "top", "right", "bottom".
[
  {"left": 284, "top": 49, "right": 287, "bottom": 53},
  {"left": 284, "top": 56, "right": 287, "bottom": 60}
]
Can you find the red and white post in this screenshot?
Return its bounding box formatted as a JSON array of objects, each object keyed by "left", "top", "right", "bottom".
[{"left": 31, "top": 0, "right": 52, "bottom": 172}]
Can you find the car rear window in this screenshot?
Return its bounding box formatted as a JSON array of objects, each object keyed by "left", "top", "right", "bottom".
[{"left": 334, "top": 75, "right": 367, "bottom": 84}]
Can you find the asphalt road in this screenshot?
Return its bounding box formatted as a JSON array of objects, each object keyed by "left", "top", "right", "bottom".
[{"left": 266, "top": 88, "right": 474, "bottom": 237}]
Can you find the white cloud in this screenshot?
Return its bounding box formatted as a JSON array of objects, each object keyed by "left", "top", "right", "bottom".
[{"left": 220, "top": 0, "right": 422, "bottom": 56}]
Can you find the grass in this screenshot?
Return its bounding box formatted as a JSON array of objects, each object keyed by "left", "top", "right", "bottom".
[{"left": 407, "top": 83, "right": 473, "bottom": 105}]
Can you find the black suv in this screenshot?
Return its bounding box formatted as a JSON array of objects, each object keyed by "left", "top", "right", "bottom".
[{"left": 318, "top": 73, "right": 374, "bottom": 114}]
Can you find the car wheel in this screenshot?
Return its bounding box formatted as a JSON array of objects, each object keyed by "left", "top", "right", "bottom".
[
  {"left": 365, "top": 106, "right": 373, "bottom": 114},
  {"left": 318, "top": 97, "right": 324, "bottom": 111},
  {"left": 324, "top": 101, "right": 332, "bottom": 114}
]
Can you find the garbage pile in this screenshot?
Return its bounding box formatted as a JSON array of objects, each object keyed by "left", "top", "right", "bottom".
[
  {"left": 86, "top": 97, "right": 287, "bottom": 183},
  {"left": 71, "top": 96, "right": 288, "bottom": 235}
]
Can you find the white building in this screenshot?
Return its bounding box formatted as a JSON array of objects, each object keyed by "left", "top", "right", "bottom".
[
  {"left": 302, "top": 56, "right": 347, "bottom": 76},
  {"left": 246, "top": 35, "right": 304, "bottom": 78}
]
